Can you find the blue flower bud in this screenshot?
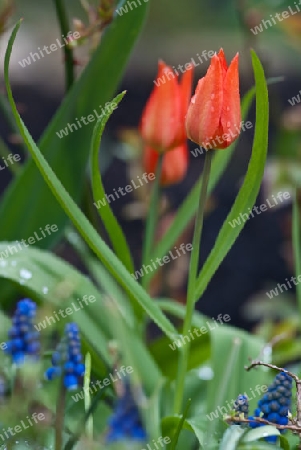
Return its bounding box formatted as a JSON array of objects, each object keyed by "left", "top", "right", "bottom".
[
  {"left": 45, "top": 323, "right": 85, "bottom": 391},
  {"left": 5, "top": 299, "right": 40, "bottom": 365}
]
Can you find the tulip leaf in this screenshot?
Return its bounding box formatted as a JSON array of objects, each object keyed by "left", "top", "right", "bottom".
[
  {"left": 98, "top": 293, "right": 162, "bottom": 395},
  {"left": 0, "top": 243, "right": 111, "bottom": 370},
  {"left": 90, "top": 90, "right": 134, "bottom": 274},
  {"left": 161, "top": 409, "right": 205, "bottom": 450},
  {"left": 241, "top": 426, "right": 280, "bottom": 443},
  {"left": 0, "top": 0, "right": 149, "bottom": 249},
  {"left": 236, "top": 445, "right": 282, "bottom": 450},
  {"left": 194, "top": 50, "right": 269, "bottom": 301},
  {"left": 144, "top": 87, "right": 255, "bottom": 286},
  {"left": 168, "top": 399, "right": 192, "bottom": 450},
  {"left": 4, "top": 21, "right": 177, "bottom": 341},
  {"left": 218, "top": 426, "right": 245, "bottom": 450}
]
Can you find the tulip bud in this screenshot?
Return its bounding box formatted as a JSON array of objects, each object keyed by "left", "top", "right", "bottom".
[
  {"left": 186, "top": 49, "right": 241, "bottom": 150},
  {"left": 140, "top": 61, "right": 193, "bottom": 153},
  {"left": 143, "top": 143, "right": 188, "bottom": 186}
]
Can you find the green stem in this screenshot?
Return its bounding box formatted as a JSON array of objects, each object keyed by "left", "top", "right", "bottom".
[
  {"left": 63, "top": 388, "right": 105, "bottom": 450},
  {"left": 53, "top": 0, "right": 75, "bottom": 91},
  {"left": 141, "top": 153, "right": 163, "bottom": 289},
  {"left": 55, "top": 380, "right": 66, "bottom": 450},
  {"left": 173, "top": 149, "right": 213, "bottom": 414}
]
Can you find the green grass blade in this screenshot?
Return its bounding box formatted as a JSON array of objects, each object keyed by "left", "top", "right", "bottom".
[
  {"left": 90, "top": 91, "right": 134, "bottom": 273},
  {"left": 84, "top": 353, "right": 93, "bottom": 439}
]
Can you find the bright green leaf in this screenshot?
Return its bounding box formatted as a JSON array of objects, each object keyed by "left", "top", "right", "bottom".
[{"left": 90, "top": 91, "right": 134, "bottom": 274}]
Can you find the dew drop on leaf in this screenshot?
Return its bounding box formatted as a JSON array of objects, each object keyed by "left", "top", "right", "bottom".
[{"left": 19, "top": 269, "right": 32, "bottom": 280}]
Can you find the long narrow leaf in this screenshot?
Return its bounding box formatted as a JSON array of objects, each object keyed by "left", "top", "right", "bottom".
[
  {"left": 4, "top": 21, "right": 177, "bottom": 340},
  {"left": 90, "top": 91, "right": 134, "bottom": 274}
]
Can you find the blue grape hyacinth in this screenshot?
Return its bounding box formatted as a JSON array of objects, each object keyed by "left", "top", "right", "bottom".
[
  {"left": 45, "top": 323, "right": 85, "bottom": 390},
  {"left": 5, "top": 299, "right": 40, "bottom": 365},
  {"left": 106, "top": 381, "right": 147, "bottom": 443},
  {"left": 249, "top": 371, "right": 292, "bottom": 443}
]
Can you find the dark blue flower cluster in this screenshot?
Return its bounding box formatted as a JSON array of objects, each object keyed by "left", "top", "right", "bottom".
[
  {"left": 106, "top": 382, "right": 147, "bottom": 443},
  {"left": 249, "top": 372, "right": 292, "bottom": 444},
  {"left": 5, "top": 299, "right": 40, "bottom": 365},
  {"left": 45, "top": 323, "right": 85, "bottom": 390},
  {"left": 234, "top": 394, "right": 249, "bottom": 418}
]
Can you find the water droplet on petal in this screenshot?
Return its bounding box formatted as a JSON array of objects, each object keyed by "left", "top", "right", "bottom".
[
  {"left": 19, "top": 269, "right": 32, "bottom": 280},
  {"left": 211, "top": 93, "right": 215, "bottom": 99},
  {"left": 191, "top": 96, "right": 196, "bottom": 104},
  {"left": 211, "top": 106, "right": 214, "bottom": 112},
  {"left": 226, "top": 121, "right": 231, "bottom": 128},
  {"left": 226, "top": 106, "right": 230, "bottom": 111}
]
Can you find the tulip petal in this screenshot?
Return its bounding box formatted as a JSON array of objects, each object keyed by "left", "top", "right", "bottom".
[
  {"left": 186, "top": 55, "right": 223, "bottom": 148},
  {"left": 177, "top": 65, "right": 193, "bottom": 142},
  {"left": 180, "top": 65, "right": 194, "bottom": 109},
  {"left": 161, "top": 143, "right": 188, "bottom": 186},
  {"left": 220, "top": 53, "right": 241, "bottom": 147},
  {"left": 140, "top": 61, "right": 182, "bottom": 152},
  {"left": 217, "top": 48, "right": 228, "bottom": 78},
  {"left": 143, "top": 144, "right": 188, "bottom": 186}
]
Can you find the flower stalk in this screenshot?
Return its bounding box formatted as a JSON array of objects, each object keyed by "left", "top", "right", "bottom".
[{"left": 174, "top": 149, "right": 213, "bottom": 414}]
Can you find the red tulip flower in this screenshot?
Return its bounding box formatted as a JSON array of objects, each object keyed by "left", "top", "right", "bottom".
[
  {"left": 144, "top": 143, "right": 188, "bottom": 186},
  {"left": 185, "top": 49, "right": 241, "bottom": 150},
  {"left": 140, "top": 60, "right": 193, "bottom": 153}
]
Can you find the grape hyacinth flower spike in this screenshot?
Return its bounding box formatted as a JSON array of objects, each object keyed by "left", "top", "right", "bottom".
[
  {"left": 45, "top": 323, "right": 85, "bottom": 390},
  {"left": 5, "top": 298, "right": 40, "bottom": 365},
  {"left": 106, "top": 381, "right": 147, "bottom": 443},
  {"left": 249, "top": 371, "right": 292, "bottom": 443}
]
